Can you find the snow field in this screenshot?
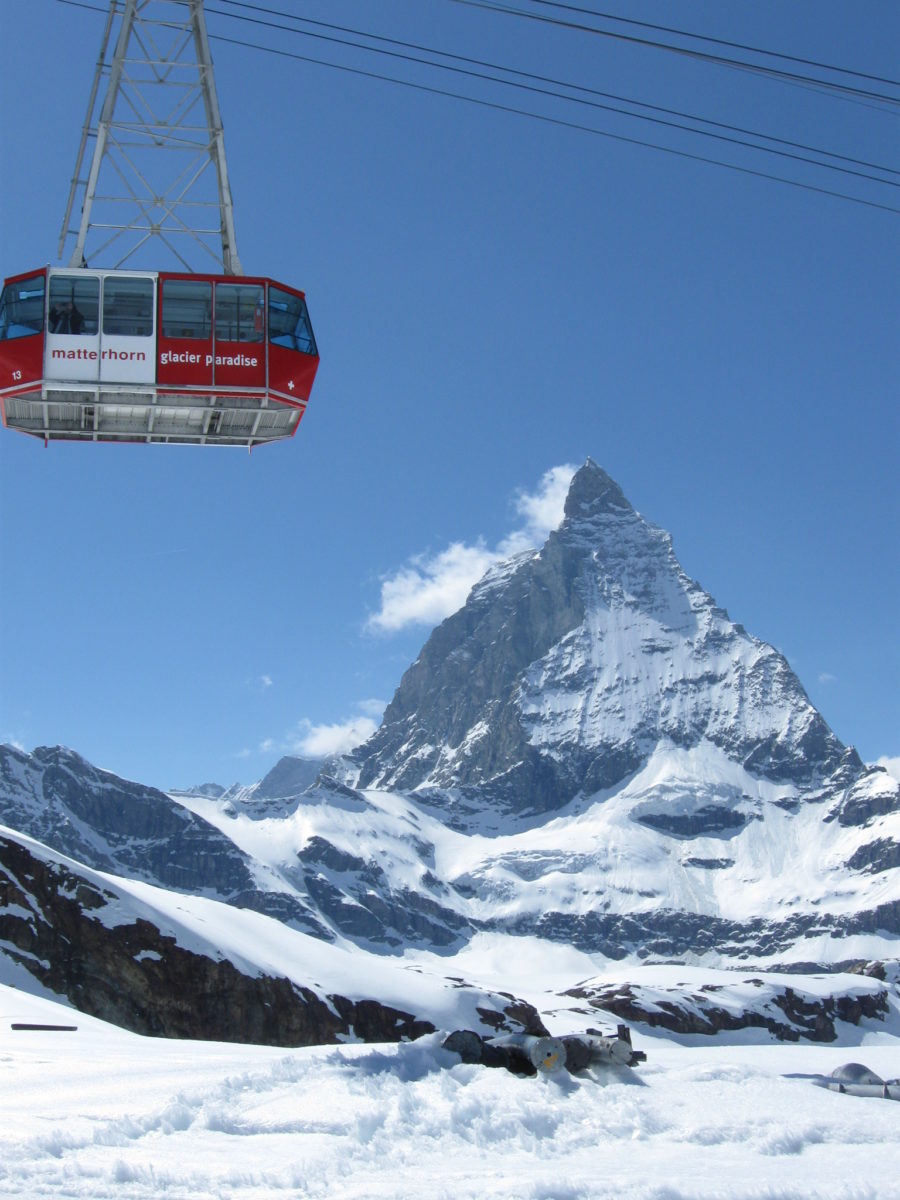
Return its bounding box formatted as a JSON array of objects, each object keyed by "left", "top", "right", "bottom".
[
  {"left": 2, "top": 989, "right": 900, "bottom": 1200},
  {"left": 172, "top": 743, "right": 900, "bottom": 954}
]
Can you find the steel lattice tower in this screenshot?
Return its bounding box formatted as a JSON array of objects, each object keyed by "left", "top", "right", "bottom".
[{"left": 59, "top": 0, "right": 243, "bottom": 275}]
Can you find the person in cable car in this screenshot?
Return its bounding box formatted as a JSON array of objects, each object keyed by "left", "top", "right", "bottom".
[{"left": 49, "top": 299, "right": 85, "bottom": 335}]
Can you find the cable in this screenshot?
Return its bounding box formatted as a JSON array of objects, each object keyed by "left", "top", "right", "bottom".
[
  {"left": 205, "top": 28, "right": 900, "bottom": 216},
  {"left": 203, "top": 1, "right": 899, "bottom": 189},
  {"left": 502, "top": 0, "right": 900, "bottom": 90},
  {"left": 210, "top": 0, "right": 899, "bottom": 181},
  {"left": 53, "top": 0, "right": 899, "bottom": 214},
  {"left": 454, "top": 0, "right": 900, "bottom": 107}
]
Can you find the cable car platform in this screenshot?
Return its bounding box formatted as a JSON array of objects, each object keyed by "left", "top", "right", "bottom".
[{"left": 3, "top": 386, "right": 303, "bottom": 447}]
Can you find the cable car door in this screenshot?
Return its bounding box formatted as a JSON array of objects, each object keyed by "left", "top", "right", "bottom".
[
  {"left": 100, "top": 275, "right": 156, "bottom": 384},
  {"left": 45, "top": 272, "right": 101, "bottom": 383},
  {"left": 158, "top": 276, "right": 214, "bottom": 392},
  {"left": 213, "top": 281, "right": 265, "bottom": 392}
]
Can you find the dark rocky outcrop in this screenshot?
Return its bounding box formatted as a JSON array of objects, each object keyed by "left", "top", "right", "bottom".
[
  {"left": 846, "top": 839, "right": 900, "bottom": 875},
  {"left": 506, "top": 904, "right": 900, "bottom": 960},
  {"left": 0, "top": 832, "right": 540, "bottom": 1044},
  {"left": 636, "top": 805, "right": 749, "bottom": 838},
  {"left": 828, "top": 769, "right": 900, "bottom": 827},
  {"left": 0, "top": 744, "right": 330, "bottom": 938},
  {"left": 296, "top": 834, "right": 472, "bottom": 949},
  {"left": 255, "top": 755, "right": 328, "bottom": 801},
  {"left": 567, "top": 977, "right": 890, "bottom": 1043},
  {"left": 0, "top": 744, "right": 257, "bottom": 895}
]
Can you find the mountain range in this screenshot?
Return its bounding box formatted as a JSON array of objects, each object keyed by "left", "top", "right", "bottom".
[{"left": 1, "top": 461, "right": 897, "bottom": 1045}]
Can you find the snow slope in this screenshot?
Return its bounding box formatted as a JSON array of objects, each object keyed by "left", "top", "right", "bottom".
[
  {"left": 173, "top": 744, "right": 900, "bottom": 963},
  {"left": 2, "top": 984, "right": 899, "bottom": 1200},
  {"left": 0, "top": 822, "right": 549, "bottom": 1040}
]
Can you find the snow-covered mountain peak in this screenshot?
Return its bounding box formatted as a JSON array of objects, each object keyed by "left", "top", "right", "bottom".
[{"left": 354, "top": 465, "right": 854, "bottom": 824}]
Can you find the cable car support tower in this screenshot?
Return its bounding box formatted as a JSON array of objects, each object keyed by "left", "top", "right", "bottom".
[{"left": 60, "top": 0, "right": 242, "bottom": 275}]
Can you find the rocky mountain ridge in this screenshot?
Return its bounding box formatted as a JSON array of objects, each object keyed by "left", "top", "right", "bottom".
[{"left": 0, "top": 827, "right": 541, "bottom": 1043}]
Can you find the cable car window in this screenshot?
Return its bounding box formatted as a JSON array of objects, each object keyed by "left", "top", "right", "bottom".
[
  {"left": 161, "top": 279, "right": 212, "bottom": 339},
  {"left": 103, "top": 276, "right": 153, "bottom": 337},
  {"left": 48, "top": 275, "right": 99, "bottom": 335},
  {"left": 268, "top": 286, "right": 317, "bottom": 356},
  {"left": 215, "top": 283, "right": 264, "bottom": 343},
  {"left": 0, "top": 274, "right": 45, "bottom": 339}
]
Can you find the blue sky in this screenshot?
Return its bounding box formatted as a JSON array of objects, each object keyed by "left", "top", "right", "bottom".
[{"left": 0, "top": 0, "right": 897, "bottom": 790}]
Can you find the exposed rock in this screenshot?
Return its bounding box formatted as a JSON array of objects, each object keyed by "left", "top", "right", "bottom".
[
  {"left": 566, "top": 976, "right": 890, "bottom": 1043},
  {"left": 0, "top": 832, "right": 539, "bottom": 1044},
  {"left": 0, "top": 744, "right": 257, "bottom": 895},
  {"left": 636, "top": 805, "right": 749, "bottom": 838},
  {"left": 846, "top": 839, "right": 900, "bottom": 875},
  {"left": 177, "top": 782, "right": 228, "bottom": 799},
  {"left": 828, "top": 768, "right": 900, "bottom": 827},
  {"left": 506, "top": 904, "right": 900, "bottom": 960},
  {"left": 255, "top": 755, "right": 327, "bottom": 800}
]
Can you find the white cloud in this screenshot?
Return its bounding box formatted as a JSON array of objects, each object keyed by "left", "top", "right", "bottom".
[
  {"left": 367, "top": 464, "right": 577, "bottom": 634},
  {"left": 818, "top": 672, "right": 837, "bottom": 685},
  {"left": 290, "top": 716, "right": 378, "bottom": 758},
  {"left": 287, "top": 699, "right": 387, "bottom": 758},
  {"left": 875, "top": 756, "right": 900, "bottom": 782},
  {"left": 367, "top": 540, "right": 497, "bottom": 634},
  {"left": 510, "top": 464, "right": 577, "bottom": 546},
  {"left": 244, "top": 674, "right": 274, "bottom": 693}
]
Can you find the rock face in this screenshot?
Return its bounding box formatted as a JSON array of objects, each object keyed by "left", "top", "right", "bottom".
[
  {"left": 0, "top": 744, "right": 256, "bottom": 893},
  {"left": 0, "top": 744, "right": 330, "bottom": 939},
  {"left": 354, "top": 461, "right": 856, "bottom": 823},
  {"left": 568, "top": 972, "right": 893, "bottom": 1043},
  {"left": 0, "top": 830, "right": 546, "bottom": 1044},
  {"left": 254, "top": 756, "right": 328, "bottom": 803}
]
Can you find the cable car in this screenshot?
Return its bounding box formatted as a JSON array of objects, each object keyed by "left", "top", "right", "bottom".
[
  {"left": 0, "top": 266, "right": 318, "bottom": 447},
  {"left": 2, "top": 2, "right": 321, "bottom": 450}
]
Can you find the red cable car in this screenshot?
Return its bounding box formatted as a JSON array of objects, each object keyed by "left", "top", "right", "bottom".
[
  {"left": 2, "top": 3, "right": 322, "bottom": 450},
  {"left": 0, "top": 267, "right": 318, "bottom": 447}
]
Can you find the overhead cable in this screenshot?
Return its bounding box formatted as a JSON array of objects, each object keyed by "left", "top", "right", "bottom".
[
  {"left": 491, "top": 0, "right": 900, "bottom": 90},
  {"left": 209, "top": 28, "right": 900, "bottom": 215},
  {"left": 53, "top": 0, "right": 899, "bottom": 214},
  {"left": 454, "top": 0, "right": 900, "bottom": 107},
  {"left": 204, "top": 0, "right": 899, "bottom": 190}
]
